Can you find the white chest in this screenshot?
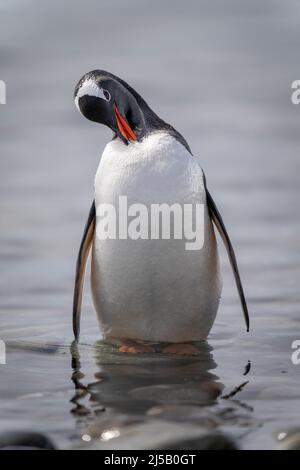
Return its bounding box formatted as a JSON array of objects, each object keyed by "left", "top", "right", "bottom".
[
  {"left": 94, "top": 132, "right": 205, "bottom": 206},
  {"left": 91, "top": 133, "right": 222, "bottom": 342}
]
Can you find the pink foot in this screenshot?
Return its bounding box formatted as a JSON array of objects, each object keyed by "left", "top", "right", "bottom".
[
  {"left": 162, "top": 343, "right": 200, "bottom": 356},
  {"left": 118, "top": 339, "right": 155, "bottom": 354}
]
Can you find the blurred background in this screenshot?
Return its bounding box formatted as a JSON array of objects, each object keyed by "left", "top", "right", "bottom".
[{"left": 0, "top": 0, "right": 300, "bottom": 450}]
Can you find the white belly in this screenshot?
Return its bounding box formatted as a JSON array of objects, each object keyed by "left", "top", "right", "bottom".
[{"left": 91, "top": 133, "right": 222, "bottom": 343}]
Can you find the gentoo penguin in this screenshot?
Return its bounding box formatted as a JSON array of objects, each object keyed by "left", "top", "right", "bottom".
[{"left": 73, "top": 70, "right": 249, "bottom": 354}]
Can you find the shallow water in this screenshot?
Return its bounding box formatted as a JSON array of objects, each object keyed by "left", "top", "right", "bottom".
[{"left": 1, "top": 0, "right": 300, "bottom": 450}]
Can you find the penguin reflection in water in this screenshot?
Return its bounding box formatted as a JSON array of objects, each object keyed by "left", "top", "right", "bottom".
[{"left": 73, "top": 70, "right": 249, "bottom": 355}]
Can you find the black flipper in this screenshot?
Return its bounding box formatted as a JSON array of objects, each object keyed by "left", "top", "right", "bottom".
[
  {"left": 203, "top": 174, "right": 250, "bottom": 331},
  {"left": 72, "top": 201, "right": 96, "bottom": 340}
]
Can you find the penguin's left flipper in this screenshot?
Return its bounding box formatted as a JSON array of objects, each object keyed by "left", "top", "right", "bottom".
[
  {"left": 73, "top": 200, "right": 96, "bottom": 340},
  {"left": 203, "top": 174, "right": 250, "bottom": 332}
]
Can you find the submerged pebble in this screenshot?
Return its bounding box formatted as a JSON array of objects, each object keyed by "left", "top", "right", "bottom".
[
  {"left": 277, "top": 428, "right": 300, "bottom": 450},
  {"left": 76, "top": 420, "right": 237, "bottom": 450}
]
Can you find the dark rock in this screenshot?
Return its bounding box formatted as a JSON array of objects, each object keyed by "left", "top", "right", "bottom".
[{"left": 0, "top": 431, "right": 56, "bottom": 450}]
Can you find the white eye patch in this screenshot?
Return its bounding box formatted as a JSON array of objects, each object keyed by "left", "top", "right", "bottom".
[{"left": 74, "top": 78, "right": 111, "bottom": 112}]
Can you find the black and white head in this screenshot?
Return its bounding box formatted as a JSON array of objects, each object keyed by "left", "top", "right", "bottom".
[
  {"left": 74, "top": 70, "right": 190, "bottom": 150},
  {"left": 74, "top": 70, "right": 150, "bottom": 144}
]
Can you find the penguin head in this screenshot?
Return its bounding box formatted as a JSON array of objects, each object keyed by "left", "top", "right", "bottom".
[{"left": 74, "top": 70, "right": 143, "bottom": 144}]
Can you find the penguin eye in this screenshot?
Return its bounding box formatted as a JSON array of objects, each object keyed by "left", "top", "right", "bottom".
[{"left": 102, "top": 89, "right": 111, "bottom": 101}]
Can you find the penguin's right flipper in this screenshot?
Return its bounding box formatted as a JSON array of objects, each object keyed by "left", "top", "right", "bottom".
[{"left": 73, "top": 200, "right": 96, "bottom": 341}]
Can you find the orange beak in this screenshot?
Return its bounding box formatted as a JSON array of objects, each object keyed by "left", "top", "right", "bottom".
[{"left": 114, "top": 104, "right": 137, "bottom": 142}]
